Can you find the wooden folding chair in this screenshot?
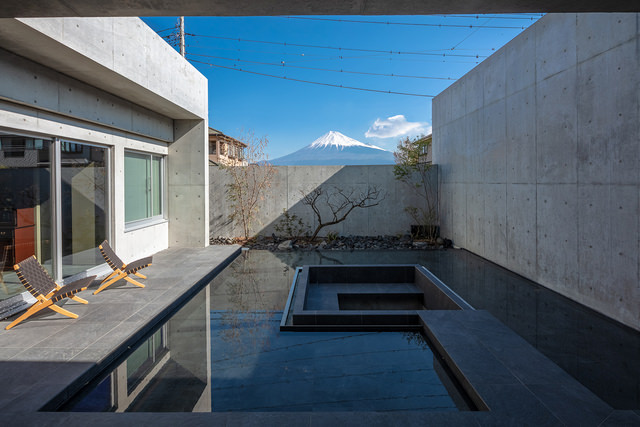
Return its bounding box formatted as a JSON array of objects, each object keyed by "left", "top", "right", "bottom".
[
  {"left": 6, "top": 256, "right": 95, "bottom": 330},
  {"left": 93, "top": 240, "right": 152, "bottom": 295}
]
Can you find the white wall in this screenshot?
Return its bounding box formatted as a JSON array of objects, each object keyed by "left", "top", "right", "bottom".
[{"left": 433, "top": 13, "right": 640, "bottom": 330}]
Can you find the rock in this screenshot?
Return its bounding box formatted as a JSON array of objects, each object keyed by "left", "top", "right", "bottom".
[
  {"left": 436, "top": 237, "right": 444, "bottom": 245},
  {"left": 412, "top": 241, "right": 428, "bottom": 248},
  {"left": 277, "top": 240, "right": 293, "bottom": 250}
]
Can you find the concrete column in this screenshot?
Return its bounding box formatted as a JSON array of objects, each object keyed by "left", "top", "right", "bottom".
[{"left": 169, "top": 119, "right": 209, "bottom": 247}]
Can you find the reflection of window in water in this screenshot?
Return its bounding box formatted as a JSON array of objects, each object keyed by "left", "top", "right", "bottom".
[
  {"left": 62, "top": 287, "right": 210, "bottom": 412},
  {"left": 127, "top": 328, "right": 168, "bottom": 393}
]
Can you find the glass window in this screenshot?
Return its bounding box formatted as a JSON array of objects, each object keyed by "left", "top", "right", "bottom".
[
  {"left": 124, "top": 151, "right": 164, "bottom": 224},
  {"left": 0, "top": 134, "right": 52, "bottom": 299},
  {"left": 60, "top": 142, "right": 108, "bottom": 278}
]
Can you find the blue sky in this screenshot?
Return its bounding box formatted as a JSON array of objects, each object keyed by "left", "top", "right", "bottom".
[{"left": 142, "top": 15, "right": 541, "bottom": 159}]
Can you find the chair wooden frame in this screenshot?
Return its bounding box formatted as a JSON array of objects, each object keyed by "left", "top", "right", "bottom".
[
  {"left": 94, "top": 241, "right": 152, "bottom": 295},
  {"left": 6, "top": 256, "right": 95, "bottom": 330}
]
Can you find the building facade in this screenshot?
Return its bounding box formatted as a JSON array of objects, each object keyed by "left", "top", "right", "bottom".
[
  {"left": 208, "top": 128, "right": 247, "bottom": 166},
  {"left": 0, "top": 17, "right": 209, "bottom": 297}
]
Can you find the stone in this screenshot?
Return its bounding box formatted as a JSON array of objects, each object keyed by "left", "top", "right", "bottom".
[{"left": 277, "top": 240, "right": 293, "bottom": 250}]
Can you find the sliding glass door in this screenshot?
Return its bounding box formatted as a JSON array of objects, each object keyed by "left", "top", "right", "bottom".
[
  {"left": 60, "top": 141, "right": 108, "bottom": 278},
  {"left": 0, "top": 132, "right": 110, "bottom": 299}
]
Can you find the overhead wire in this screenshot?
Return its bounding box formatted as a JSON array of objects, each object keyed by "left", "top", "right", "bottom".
[
  {"left": 170, "top": 14, "right": 539, "bottom": 97},
  {"left": 186, "top": 33, "right": 488, "bottom": 58},
  {"left": 186, "top": 52, "right": 459, "bottom": 80},
  {"left": 424, "top": 14, "right": 542, "bottom": 20},
  {"left": 449, "top": 16, "right": 495, "bottom": 51},
  {"left": 189, "top": 59, "right": 436, "bottom": 97},
  {"left": 154, "top": 27, "right": 176, "bottom": 33}
]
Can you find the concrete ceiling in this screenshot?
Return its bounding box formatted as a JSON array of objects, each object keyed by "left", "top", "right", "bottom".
[{"left": 1, "top": 0, "right": 639, "bottom": 17}]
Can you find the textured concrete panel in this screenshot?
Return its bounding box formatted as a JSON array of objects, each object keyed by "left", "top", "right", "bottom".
[
  {"left": 536, "top": 68, "right": 578, "bottom": 184},
  {"left": 443, "top": 117, "right": 466, "bottom": 184},
  {"left": 170, "top": 120, "right": 208, "bottom": 247},
  {"left": 0, "top": 49, "right": 60, "bottom": 112},
  {"left": 484, "top": 183, "right": 508, "bottom": 266},
  {"left": 210, "top": 165, "right": 428, "bottom": 239},
  {"left": 0, "top": 18, "right": 207, "bottom": 120},
  {"left": 604, "top": 185, "right": 638, "bottom": 326},
  {"left": 483, "top": 49, "right": 506, "bottom": 106},
  {"left": 576, "top": 13, "right": 638, "bottom": 62},
  {"left": 434, "top": 13, "right": 640, "bottom": 330},
  {"left": 577, "top": 41, "right": 639, "bottom": 185},
  {"left": 505, "top": 27, "right": 536, "bottom": 95},
  {"left": 439, "top": 183, "right": 453, "bottom": 239},
  {"left": 465, "top": 109, "right": 484, "bottom": 183},
  {"left": 450, "top": 183, "right": 467, "bottom": 246},
  {"left": 465, "top": 68, "right": 484, "bottom": 114},
  {"left": 536, "top": 184, "right": 578, "bottom": 294},
  {"left": 449, "top": 79, "right": 466, "bottom": 122},
  {"left": 482, "top": 99, "right": 507, "bottom": 184},
  {"left": 465, "top": 183, "right": 485, "bottom": 254},
  {"left": 577, "top": 184, "right": 639, "bottom": 329},
  {"left": 506, "top": 87, "right": 536, "bottom": 184},
  {"left": 536, "top": 14, "right": 577, "bottom": 81},
  {"left": 576, "top": 184, "right": 610, "bottom": 299},
  {"left": 506, "top": 184, "right": 537, "bottom": 278}
]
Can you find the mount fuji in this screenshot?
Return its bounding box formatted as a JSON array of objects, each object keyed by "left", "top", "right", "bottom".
[{"left": 270, "top": 131, "right": 395, "bottom": 166}]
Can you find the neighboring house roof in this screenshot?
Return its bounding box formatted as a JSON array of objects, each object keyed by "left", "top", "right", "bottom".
[
  {"left": 208, "top": 128, "right": 247, "bottom": 147},
  {"left": 208, "top": 127, "right": 247, "bottom": 166}
]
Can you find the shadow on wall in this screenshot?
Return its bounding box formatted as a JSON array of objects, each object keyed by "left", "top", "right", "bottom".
[{"left": 209, "top": 165, "right": 438, "bottom": 239}]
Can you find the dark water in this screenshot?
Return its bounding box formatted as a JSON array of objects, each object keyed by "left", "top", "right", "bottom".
[
  {"left": 212, "top": 249, "right": 639, "bottom": 410},
  {"left": 63, "top": 249, "right": 639, "bottom": 412},
  {"left": 211, "top": 312, "right": 459, "bottom": 411}
]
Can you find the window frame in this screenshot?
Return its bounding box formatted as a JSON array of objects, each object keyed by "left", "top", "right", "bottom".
[{"left": 124, "top": 149, "right": 166, "bottom": 232}]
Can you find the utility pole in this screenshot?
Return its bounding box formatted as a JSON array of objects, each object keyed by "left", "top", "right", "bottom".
[{"left": 179, "top": 16, "right": 185, "bottom": 57}]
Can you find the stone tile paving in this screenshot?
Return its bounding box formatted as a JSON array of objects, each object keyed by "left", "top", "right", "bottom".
[{"left": 0, "top": 244, "right": 241, "bottom": 412}]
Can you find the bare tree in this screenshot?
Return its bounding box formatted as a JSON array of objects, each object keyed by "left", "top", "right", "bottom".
[
  {"left": 302, "top": 185, "right": 385, "bottom": 240},
  {"left": 223, "top": 132, "right": 276, "bottom": 241}
]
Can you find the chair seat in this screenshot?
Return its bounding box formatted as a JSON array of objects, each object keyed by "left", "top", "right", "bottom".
[
  {"left": 94, "top": 241, "right": 153, "bottom": 295},
  {"left": 50, "top": 276, "right": 95, "bottom": 303},
  {"left": 123, "top": 256, "right": 153, "bottom": 274}
]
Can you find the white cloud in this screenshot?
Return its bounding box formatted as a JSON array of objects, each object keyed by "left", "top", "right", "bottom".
[{"left": 365, "top": 115, "right": 431, "bottom": 139}]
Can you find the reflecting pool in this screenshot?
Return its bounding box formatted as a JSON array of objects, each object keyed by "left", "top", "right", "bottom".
[{"left": 62, "top": 249, "right": 640, "bottom": 411}]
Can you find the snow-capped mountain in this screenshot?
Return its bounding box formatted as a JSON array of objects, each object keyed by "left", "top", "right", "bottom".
[{"left": 270, "top": 131, "right": 395, "bottom": 166}]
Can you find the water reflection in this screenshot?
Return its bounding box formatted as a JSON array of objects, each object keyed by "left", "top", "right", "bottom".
[
  {"left": 63, "top": 248, "right": 639, "bottom": 412},
  {"left": 211, "top": 316, "right": 460, "bottom": 412},
  {"left": 209, "top": 250, "right": 282, "bottom": 354},
  {"left": 267, "top": 249, "right": 639, "bottom": 410},
  {"left": 63, "top": 286, "right": 211, "bottom": 412},
  {"left": 208, "top": 250, "right": 463, "bottom": 412}
]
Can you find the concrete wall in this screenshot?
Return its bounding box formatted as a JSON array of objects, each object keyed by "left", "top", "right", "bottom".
[
  {"left": 0, "top": 17, "right": 209, "bottom": 268},
  {"left": 433, "top": 13, "right": 639, "bottom": 330},
  {"left": 210, "top": 165, "right": 436, "bottom": 239}
]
